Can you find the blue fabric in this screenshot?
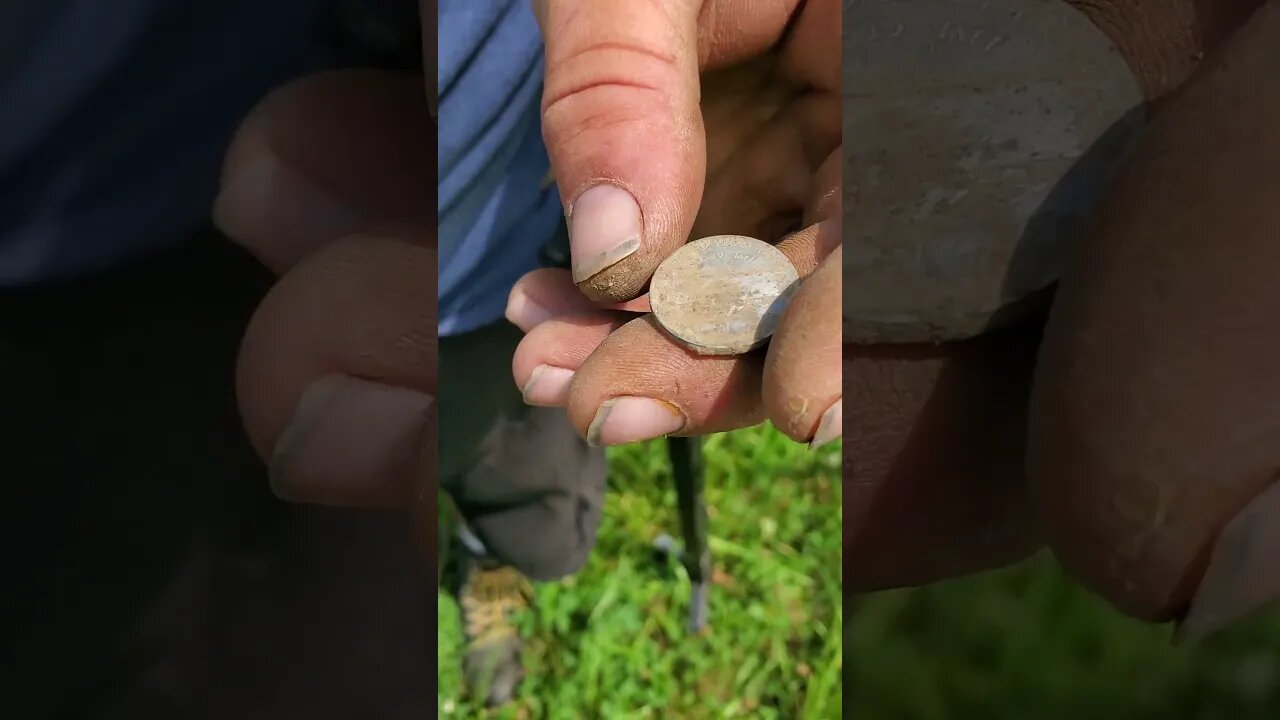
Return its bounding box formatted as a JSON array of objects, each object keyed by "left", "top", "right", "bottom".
[
  {"left": 0, "top": 0, "right": 558, "bottom": 337},
  {"left": 0, "top": 0, "right": 332, "bottom": 286},
  {"left": 437, "top": 0, "right": 561, "bottom": 337}
]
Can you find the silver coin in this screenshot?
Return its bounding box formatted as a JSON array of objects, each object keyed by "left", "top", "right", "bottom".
[
  {"left": 650, "top": 235, "right": 800, "bottom": 356},
  {"left": 845, "top": 0, "right": 1144, "bottom": 343}
]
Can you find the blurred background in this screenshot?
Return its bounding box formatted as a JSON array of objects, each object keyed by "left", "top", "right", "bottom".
[
  {"left": 438, "top": 425, "right": 843, "bottom": 718},
  {"left": 841, "top": 0, "right": 1280, "bottom": 717},
  {"left": 848, "top": 555, "right": 1280, "bottom": 720}
]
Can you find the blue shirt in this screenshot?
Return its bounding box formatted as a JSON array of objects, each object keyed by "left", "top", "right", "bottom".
[
  {"left": 0, "top": 0, "right": 559, "bottom": 337},
  {"left": 437, "top": 0, "right": 561, "bottom": 336},
  {"left": 0, "top": 0, "right": 332, "bottom": 285}
]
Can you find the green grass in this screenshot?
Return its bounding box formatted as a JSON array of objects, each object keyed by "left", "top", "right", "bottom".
[
  {"left": 848, "top": 554, "right": 1280, "bottom": 720},
  {"left": 440, "top": 422, "right": 1280, "bottom": 719},
  {"left": 438, "top": 424, "right": 843, "bottom": 719}
]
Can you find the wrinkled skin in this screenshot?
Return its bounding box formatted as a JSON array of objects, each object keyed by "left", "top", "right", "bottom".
[
  {"left": 214, "top": 9, "right": 438, "bottom": 563},
  {"left": 507, "top": 0, "right": 842, "bottom": 449},
  {"left": 213, "top": 0, "right": 1280, "bottom": 637},
  {"left": 848, "top": 0, "right": 1280, "bottom": 638}
]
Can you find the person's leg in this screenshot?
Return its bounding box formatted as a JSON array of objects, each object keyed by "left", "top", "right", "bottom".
[
  {"left": 439, "top": 318, "right": 607, "bottom": 580},
  {"left": 0, "top": 230, "right": 433, "bottom": 719},
  {"left": 438, "top": 318, "right": 607, "bottom": 705}
]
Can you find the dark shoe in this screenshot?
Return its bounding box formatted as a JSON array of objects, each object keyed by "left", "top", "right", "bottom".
[{"left": 457, "top": 559, "right": 531, "bottom": 707}]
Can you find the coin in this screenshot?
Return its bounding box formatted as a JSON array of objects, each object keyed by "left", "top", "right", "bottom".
[
  {"left": 649, "top": 235, "right": 800, "bottom": 356},
  {"left": 845, "top": 0, "right": 1144, "bottom": 343}
]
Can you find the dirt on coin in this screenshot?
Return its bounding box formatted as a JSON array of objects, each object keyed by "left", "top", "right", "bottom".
[{"left": 650, "top": 235, "right": 800, "bottom": 356}]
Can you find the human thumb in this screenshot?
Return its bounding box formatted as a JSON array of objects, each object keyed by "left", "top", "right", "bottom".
[{"left": 535, "top": 0, "right": 706, "bottom": 303}]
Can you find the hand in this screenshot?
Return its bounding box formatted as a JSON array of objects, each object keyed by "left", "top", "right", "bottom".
[
  {"left": 848, "top": 0, "right": 1280, "bottom": 642},
  {"left": 211, "top": 61, "right": 436, "bottom": 554},
  {"left": 507, "top": 0, "right": 842, "bottom": 447}
]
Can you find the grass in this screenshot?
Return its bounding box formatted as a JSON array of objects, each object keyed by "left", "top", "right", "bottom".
[
  {"left": 440, "top": 421, "right": 1280, "bottom": 719},
  {"left": 438, "top": 423, "right": 843, "bottom": 719},
  {"left": 848, "top": 554, "right": 1280, "bottom": 720}
]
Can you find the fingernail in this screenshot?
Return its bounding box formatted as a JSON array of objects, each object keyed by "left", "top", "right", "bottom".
[
  {"left": 505, "top": 287, "right": 555, "bottom": 331},
  {"left": 585, "top": 396, "right": 686, "bottom": 447},
  {"left": 811, "top": 399, "right": 843, "bottom": 449},
  {"left": 569, "top": 184, "right": 642, "bottom": 283},
  {"left": 1176, "top": 481, "right": 1280, "bottom": 644},
  {"left": 522, "top": 365, "right": 575, "bottom": 406},
  {"left": 272, "top": 374, "right": 434, "bottom": 506},
  {"left": 213, "top": 149, "right": 364, "bottom": 266}
]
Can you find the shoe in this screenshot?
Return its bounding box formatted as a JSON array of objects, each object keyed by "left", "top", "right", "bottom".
[{"left": 457, "top": 556, "right": 531, "bottom": 707}]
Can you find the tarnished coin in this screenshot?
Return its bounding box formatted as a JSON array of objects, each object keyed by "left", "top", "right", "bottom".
[
  {"left": 650, "top": 235, "right": 800, "bottom": 356},
  {"left": 845, "top": 0, "right": 1145, "bottom": 343}
]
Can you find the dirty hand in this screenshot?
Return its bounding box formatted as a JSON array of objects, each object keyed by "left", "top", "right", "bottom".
[
  {"left": 507, "top": 0, "right": 842, "bottom": 448},
  {"left": 849, "top": 0, "right": 1280, "bottom": 643},
  {"left": 211, "top": 55, "right": 437, "bottom": 555}
]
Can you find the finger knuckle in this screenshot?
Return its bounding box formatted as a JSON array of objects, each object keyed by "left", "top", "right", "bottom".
[{"left": 541, "top": 41, "right": 682, "bottom": 135}]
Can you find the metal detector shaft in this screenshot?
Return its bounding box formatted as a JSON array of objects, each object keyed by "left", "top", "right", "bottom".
[
  {"left": 542, "top": 219, "right": 713, "bottom": 632},
  {"left": 668, "top": 435, "right": 711, "bottom": 632}
]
